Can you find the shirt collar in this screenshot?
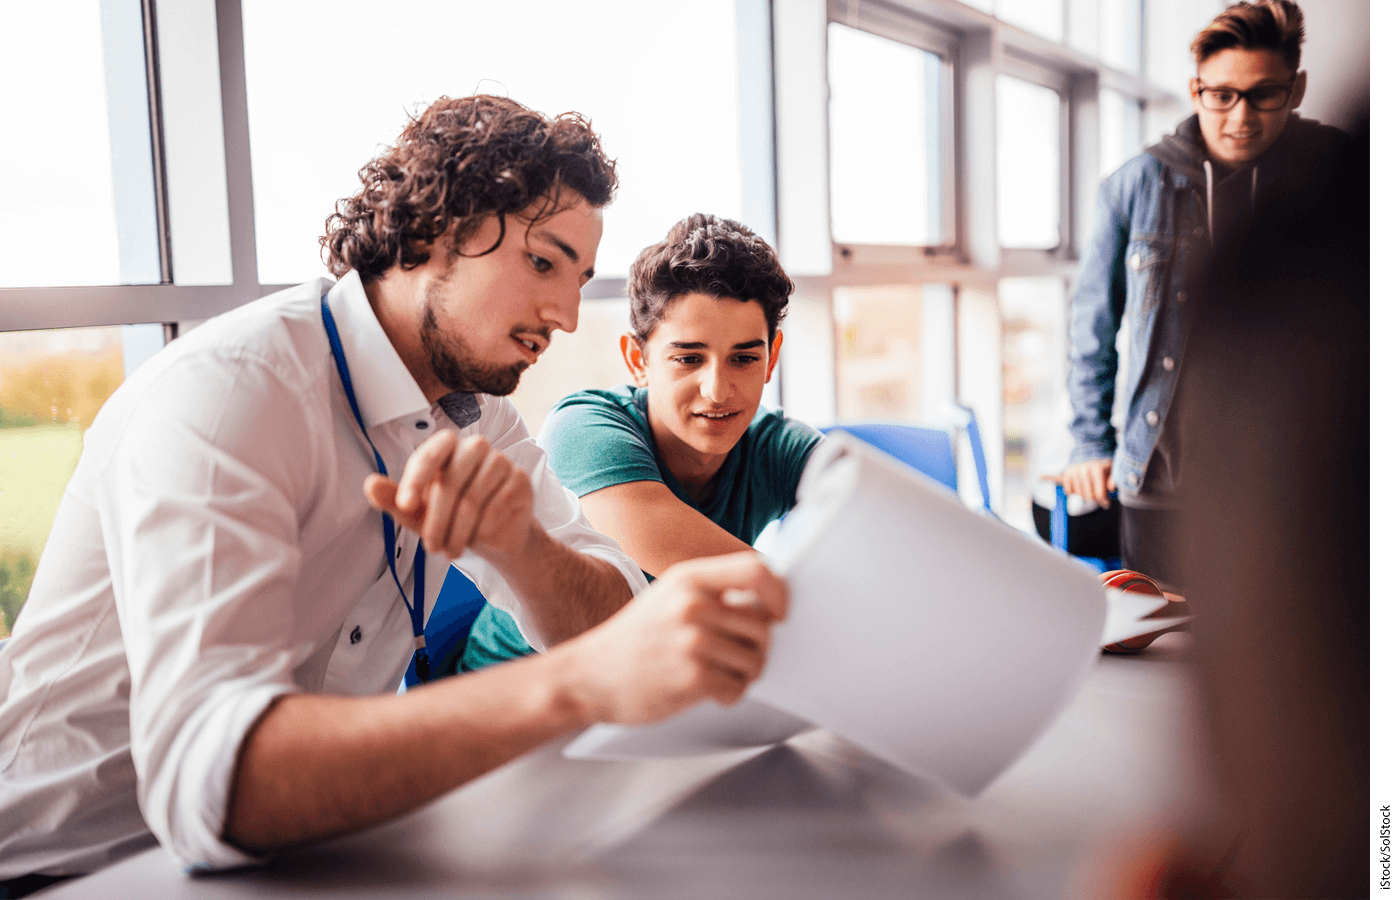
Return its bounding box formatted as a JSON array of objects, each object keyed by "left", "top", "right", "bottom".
[{"left": 325, "top": 270, "right": 433, "bottom": 430}]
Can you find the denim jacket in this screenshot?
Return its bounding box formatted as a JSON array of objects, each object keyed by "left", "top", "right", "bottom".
[
  {"left": 1068, "top": 114, "right": 1350, "bottom": 504},
  {"left": 1067, "top": 150, "right": 1207, "bottom": 502}
]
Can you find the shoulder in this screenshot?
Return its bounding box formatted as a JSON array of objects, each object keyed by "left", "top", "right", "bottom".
[
  {"left": 538, "top": 386, "right": 663, "bottom": 495},
  {"left": 745, "top": 407, "right": 823, "bottom": 464},
  {"left": 539, "top": 386, "right": 648, "bottom": 445},
  {"left": 1101, "top": 152, "right": 1168, "bottom": 204}
]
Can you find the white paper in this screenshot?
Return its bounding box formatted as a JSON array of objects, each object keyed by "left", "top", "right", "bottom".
[
  {"left": 743, "top": 435, "right": 1107, "bottom": 796},
  {"left": 563, "top": 697, "right": 813, "bottom": 760},
  {"left": 1101, "top": 587, "right": 1193, "bottom": 645},
  {"left": 566, "top": 435, "right": 1115, "bottom": 796}
]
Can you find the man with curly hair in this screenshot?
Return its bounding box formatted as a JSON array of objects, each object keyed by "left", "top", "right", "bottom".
[
  {"left": 0, "top": 96, "right": 787, "bottom": 894},
  {"left": 463, "top": 214, "right": 823, "bottom": 670}
]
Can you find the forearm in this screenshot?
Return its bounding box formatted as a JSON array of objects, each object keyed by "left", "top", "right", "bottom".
[
  {"left": 224, "top": 648, "right": 591, "bottom": 852},
  {"left": 581, "top": 483, "right": 751, "bottom": 577},
  {"left": 485, "top": 524, "right": 634, "bottom": 646}
]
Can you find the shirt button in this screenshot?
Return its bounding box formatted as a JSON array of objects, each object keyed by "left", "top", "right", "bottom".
[
  {"left": 1176, "top": 291, "right": 1188, "bottom": 304},
  {"left": 350, "top": 626, "right": 362, "bottom": 645},
  {"left": 415, "top": 420, "right": 430, "bottom": 430},
  {"left": 1163, "top": 357, "right": 1176, "bottom": 371},
  {"left": 1146, "top": 410, "right": 1160, "bottom": 427},
  {"left": 1193, "top": 227, "right": 1205, "bottom": 238},
  {"left": 1129, "top": 253, "right": 1142, "bottom": 270}
]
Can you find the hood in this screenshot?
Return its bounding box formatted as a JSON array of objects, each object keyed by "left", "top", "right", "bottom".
[
  {"left": 1144, "top": 113, "right": 1349, "bottom": 245},
  {"left": 1146, "top": 113, "right": 1348, "bottom": 188}
]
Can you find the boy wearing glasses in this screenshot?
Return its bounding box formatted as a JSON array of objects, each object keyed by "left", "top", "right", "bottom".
[{"left": 1061, "top": 0, "right": 1348, "bottom": 591}]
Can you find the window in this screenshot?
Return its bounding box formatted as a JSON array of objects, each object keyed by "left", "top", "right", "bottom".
[
  {"left": 241, "top": 0, "right": 745, "bottom": 284},
  {"left": 1000, "top": 277, "right": 1068, "bottom": 533},
  {"left": 0, "top": 0, "right": 160, "bottom": 288},
  {"left": 827, "top": 23, "right": 946, "bottom": 246},
  {"left": 832, "top": 284, "right": 955, "bottom": 424},
  {"left": 996, "top": 0, "right": 1066, "bottom": 43},
  {"left": 0, "top": 327, "right": 128, "bottom": 634},
  {"left": 996, "top": 76, "right": 1062, "bottom": 249},
  {"left": 1099, "top": 87, "right": 1145, "bottom": 177}
]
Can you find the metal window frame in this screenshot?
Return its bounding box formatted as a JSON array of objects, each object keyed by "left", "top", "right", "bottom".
[{"left": 0, "top": 0, "right": 283, "bottom": 332}]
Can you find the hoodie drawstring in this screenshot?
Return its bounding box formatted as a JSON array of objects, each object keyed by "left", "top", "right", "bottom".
[{"left": 1203, "top": 159, "right": 1215, "bottom": 248}]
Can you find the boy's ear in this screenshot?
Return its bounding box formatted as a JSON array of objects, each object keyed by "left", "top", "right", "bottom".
[
  {"left": 765, "top": 331, "right": 783, "bottom": 382},
  {"left": 621, "top": 333, "right": 648, "bottom": 386},
  {"left": 1289, "top": 70, "right": 1308, "bottom": 110}
]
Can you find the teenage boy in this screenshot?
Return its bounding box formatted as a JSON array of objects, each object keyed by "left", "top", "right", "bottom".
[
  {"left": 1062, "top": 0, "right": 1348, "bottom": 590},
  {"left": 464, "top": 214, "right": 821, "bottom": 669},
  {"left": 0, "top": 98, "right": 786, "bottom": 895}
]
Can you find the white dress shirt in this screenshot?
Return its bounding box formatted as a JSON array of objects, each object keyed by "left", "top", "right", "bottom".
[{"left": 0, "top": 272, "right": 646, "bottom": 879}]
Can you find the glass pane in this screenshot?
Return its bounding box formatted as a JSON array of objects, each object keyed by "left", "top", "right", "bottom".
[
  {"left": 1000, "top": 277, "right": 1067, "bottom": 534},
  {"left": 1068, "top": 0, "right": 1100, "bottom": 58},
  {"left": 997, "top": 0, "right": 1066, "bottom": 43},
  {"left": 511, "top": 299, "right": 632, "bottom": 436},
  {"left": 0, "top": 328, "right": 127, "bottom": 635},
  {"left": 996, "top": 76, "right": 1062, "bottom": 249},
  {"left": 1099, "top": 87, "right": 1145, "bottom": 177},
  {"left": 0, "top": 0, "right": 160, "bottom": 288},
  {"left": 828, "top": 24, "right": 945, "bottom": 245},
  {"left": 1100, "top": 0, "right": 1143, "bottom": 73},
  {"left": 833, "top": 286, "right": 923, "bottom": 421},
  {"left": 242, "top": 1, "right": 743, "bottom": 284}
]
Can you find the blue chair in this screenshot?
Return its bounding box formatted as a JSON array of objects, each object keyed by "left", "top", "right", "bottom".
[
  {"left": 402, "top": 566, "right": 487, "bottom": 687},
  {"left": 822, "top": 408, "right": 993, "bottom": 513},
  {"left": 1048, "top": 482, "right": 1121, "bottom": 574}
]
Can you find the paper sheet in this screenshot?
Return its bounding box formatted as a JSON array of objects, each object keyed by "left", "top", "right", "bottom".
[
  {"left": 566, "top": 435, "right": 1124, "bottom": 796},
  {"left": 563, "top": 697, "right": 813, "bottom": 760},
  {"left": 1101, "top": 588, "right": 1192, "bottom": 646}
]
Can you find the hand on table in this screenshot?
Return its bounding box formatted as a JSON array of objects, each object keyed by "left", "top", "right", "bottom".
[
  {"left": 562, "top": 552, "right": 789, "bottom": 725},
  {"left": 364, "top": 431, "right": 534, "bottom": 563},
  {"left": 1063, "top": 458, "right": 1115, "bottom": 508}
]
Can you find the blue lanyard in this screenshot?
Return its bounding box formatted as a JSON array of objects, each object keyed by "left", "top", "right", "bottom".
[{"left": 320, "top": 296, "right": 431, "bottom": 684}]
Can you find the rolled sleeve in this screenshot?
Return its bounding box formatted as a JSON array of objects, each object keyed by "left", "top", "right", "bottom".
[{"left": 101, "top": 353, "right": 312, "bottom": 871}]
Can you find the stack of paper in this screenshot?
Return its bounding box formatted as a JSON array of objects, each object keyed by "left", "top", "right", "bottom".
[{"left": 566, "top": 434, "right": 1188, "bottom": 796}]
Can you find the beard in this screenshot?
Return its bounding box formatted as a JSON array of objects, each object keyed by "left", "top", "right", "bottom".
[{"left": 420, "top": 280, "right": 529, "bottom": 397}]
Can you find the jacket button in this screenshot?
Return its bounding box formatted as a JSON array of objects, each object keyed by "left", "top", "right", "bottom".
[
  {"left": 1163, "top": 357, "right": 1176, "bottom": 371},
  {"left": 350, "top": 626, "right": 362, "bottom": 645},
  {"left": 1176, "top": 291, "right": 1188, "bottom": 304},
  {"left": 1146, "top": 410, "right": 1160, "bottom": 426},
  {"left": 1127, "top": 472, "right": 1140, "bottom": 486},
  {"left": 1193, "top": 227, "right": 1205, "bottom": 238},
  {"left": 415, "top": 420, "right": 430, "bottom": 430},
  {"left": 1129, "top": 253, "right": 1142, "bottom": 270}
]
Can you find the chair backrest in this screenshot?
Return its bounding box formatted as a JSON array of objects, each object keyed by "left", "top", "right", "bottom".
[
  {"left": 403, "top": 567, "right": 487, "bottom": 687},
  {"left": 824, "top": 423, "right": 958, "bottom": 491},
  {"left": 823, "top": 409, "right": 992, "bottom": 512}
]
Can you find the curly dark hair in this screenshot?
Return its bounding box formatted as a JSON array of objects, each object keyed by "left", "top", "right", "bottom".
[
  {"left": 628, "top": 214, "right": 793, "bottom": 344},
  {"left": 1192, "top": 1, "right": 1305, "bottom": 71},
  {"left": 322, "top": 95, "right": 618, "bottom": 281}
]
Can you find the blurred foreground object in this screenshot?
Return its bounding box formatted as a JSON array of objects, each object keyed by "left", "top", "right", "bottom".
[{"left": 1171, "top": 110, "right": 1368, "bottom": 897}]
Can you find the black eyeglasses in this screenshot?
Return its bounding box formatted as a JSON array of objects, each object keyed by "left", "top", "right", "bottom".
[{"left": 1193, "top": 78, "right": 1296, "bottom": 112}]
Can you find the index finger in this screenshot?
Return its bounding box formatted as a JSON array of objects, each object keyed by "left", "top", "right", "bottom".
[
  {"left": 668, "top": 552, "right": 789, "bottom": 621},
  {"left": 395, "top": 430, "right": 462, "bottom": 511}
]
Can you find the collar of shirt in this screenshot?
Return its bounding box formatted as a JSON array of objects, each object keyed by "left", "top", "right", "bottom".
[{"left": 324, "top": 270, "right": 433, "bottom": 431}]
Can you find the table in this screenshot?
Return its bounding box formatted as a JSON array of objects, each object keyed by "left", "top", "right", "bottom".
[{"left": 43, "top": 633, "right": 1213, "bottom": 900}]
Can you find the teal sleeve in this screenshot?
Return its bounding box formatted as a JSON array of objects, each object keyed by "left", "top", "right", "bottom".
[
  {"left": 537, "top": 391, "right": 664, "bottom": 497},
  {"left": 753, "top": 411, "right": 824, "bottom": 511}
]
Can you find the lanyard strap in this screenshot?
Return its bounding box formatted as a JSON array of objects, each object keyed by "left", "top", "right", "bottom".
[{"left": 320, "top": 295, "right": 431, "bottom": 683}]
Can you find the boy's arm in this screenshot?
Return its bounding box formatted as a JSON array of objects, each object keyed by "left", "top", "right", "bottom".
[{"left": 580, "top": 480, "right": 753, "bottom": 576}]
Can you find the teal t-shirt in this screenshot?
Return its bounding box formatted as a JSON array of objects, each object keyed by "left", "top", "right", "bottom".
[{"left": 460, "top": 385, "right": 822, "bottom": 671}]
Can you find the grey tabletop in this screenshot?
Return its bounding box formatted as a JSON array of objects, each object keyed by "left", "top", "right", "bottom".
[{"left": 42, "top": 633, "right": 1212, "bottom": 900}]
